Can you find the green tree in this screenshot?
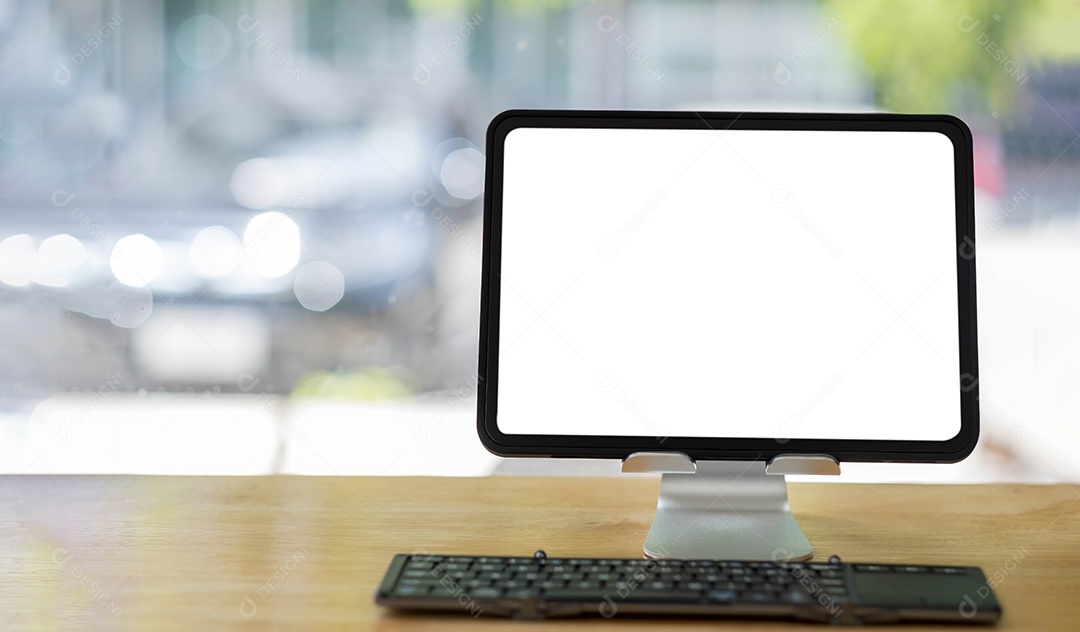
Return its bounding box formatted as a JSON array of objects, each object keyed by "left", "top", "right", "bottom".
[{"left": 824, "top": 0, "right": 1080, "bottom": 113}]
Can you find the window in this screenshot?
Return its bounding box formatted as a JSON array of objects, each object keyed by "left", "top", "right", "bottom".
[{"left": 1, "top": 0, "right": 1076, "bottom": 480}]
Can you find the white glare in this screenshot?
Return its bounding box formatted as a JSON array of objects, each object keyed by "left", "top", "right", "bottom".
[
  {"left": 293, "top": 261, "right": 345, "bottom": 312},
  {"left": 0, "top": 234, "right": 36, "bottom": 287},
  {"left": 111, "top": 234, "right": 163, "bottom": 287},
  {"left": 243, "top": 212, "right": 301, "bottom": 278},
  {"left": 439, "top": 147, "right": 485, "bottom": 199},
  {"left": 35, "top": 234, "right": 87, "bottom": 287},
  {"left": 190, "top": 226, "right": 241, "bottom": 279}
]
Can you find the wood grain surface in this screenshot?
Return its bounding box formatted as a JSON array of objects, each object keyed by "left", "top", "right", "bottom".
[{"left": 0, "top": 475, "right": 1076, "bottom": 630}]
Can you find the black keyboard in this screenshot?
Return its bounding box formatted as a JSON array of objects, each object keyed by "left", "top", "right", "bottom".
[{"left": 376, "top": 552, "right": 1002, "bottom": 624}]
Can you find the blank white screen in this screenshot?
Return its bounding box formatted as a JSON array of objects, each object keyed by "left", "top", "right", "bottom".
[{"left": 497, "top": 127, "right": 960, "bottom": 441}]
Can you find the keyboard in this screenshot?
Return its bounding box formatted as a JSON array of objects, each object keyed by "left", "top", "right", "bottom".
[{"left": 376, "top": 552, "right": 1002, "bottom": 624}]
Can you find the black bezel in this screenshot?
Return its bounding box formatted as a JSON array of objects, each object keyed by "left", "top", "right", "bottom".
[{"left": 478, "top": 109, "right": 979, "bottom": 463}]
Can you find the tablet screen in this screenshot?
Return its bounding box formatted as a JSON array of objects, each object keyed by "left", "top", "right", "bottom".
[{"left": 493, "top": 122, "right": 962, "bottom": 443}]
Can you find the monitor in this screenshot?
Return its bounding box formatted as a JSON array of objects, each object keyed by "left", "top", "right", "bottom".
[{"left": 477, "top": 110, "right": 978, "bottom": 559}]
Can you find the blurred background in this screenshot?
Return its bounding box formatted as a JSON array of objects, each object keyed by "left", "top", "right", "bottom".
[{"left": 0, "top": 0, "right": 1077, "bottom": 479}]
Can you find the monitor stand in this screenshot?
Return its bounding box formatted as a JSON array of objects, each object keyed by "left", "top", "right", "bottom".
[{"left": 622, "top": 452, "right": 839, "bottom": 561}]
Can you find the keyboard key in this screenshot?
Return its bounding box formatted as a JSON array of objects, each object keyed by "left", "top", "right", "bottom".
[
  {"left": 540, "top": 590, "right": 607, "bottom": 601},
  {"left": 398, "top": 577, "right": 442, "bottom": 586},
  {"left": 784, "top": 589, "right": 813, "bottom": 604},
  {"left": 405, "top": 560, "right": 434, "bottom": 570},
  {"left": 744, "top": 590, "right": 780, "bottom": 603},
  {"left": 707, "top": 589, "right": 737, "bottom": 604},
  {"left": 469, "top": 587, "right": 504, "bottom": 599},
  {"left": 622, "top": 589, "right": 702, "bottom": 603}
]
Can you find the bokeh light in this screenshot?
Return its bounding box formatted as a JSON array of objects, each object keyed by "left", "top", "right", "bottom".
[
  {"left": 34, "top": 234, "right": 87, "bottom": 288},
  {"left": 230, "top": 159, "right": 287, "bottom": 210},
  {"left": 439, "top": 147, "right": 485, "bottom": 200},
  {"left": 293, "top": 261, "right": 345, "bottom": 312},
  {"left": 0, "top": 234, "right": 36, "bottom": 287},
  {"left": 242, "top": 212, "right": 301, "bottom": 278},
  {"left": 190, "top": 226, "right": 241, "bottom": 279},
  {"left": 174, "top": 14, "right": 231, "bottom": 70},
  {"left": 111, "top": 234, "right": 163, "bottom": 287}
]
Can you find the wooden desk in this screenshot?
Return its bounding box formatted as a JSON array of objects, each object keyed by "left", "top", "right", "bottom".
[{"left": 0, "top": 476, "right": 1076, "bottom": 630}]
